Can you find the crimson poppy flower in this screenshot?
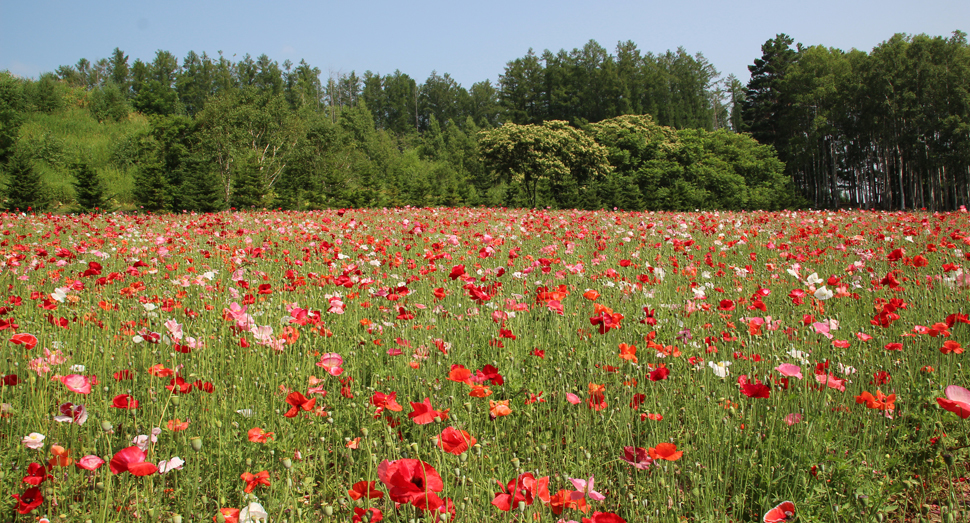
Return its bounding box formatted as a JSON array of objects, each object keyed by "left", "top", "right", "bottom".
[
  {"left": 409, "top": 397, "right": 448, "bottom": 424},
  {"left": 21, "top": 463, "right": 52, "bottom": 486},
  {"left": 111, "top": 394, "right": 139, "bottom": 409},
  {"left": 241, "top": 470, "right": 271, "bottom": 493},
  {"left": 649, "top": 366, "right": 670, "bottom": 381},
  {"left": 434, "top": 427, "right": 476, "bottom": 455},
  {"left": 284, "top": 391, "right": 316, "bottom": 418},
  {"left": 741, "top": 383, "right": 771, "bottom": 399},
  {"left": 11, "top": 486, "right": 43, "bottom": 514},
  {"left": 377, "top": 459, "right": 444, "bottom": 505},
  {"left": 476, "top": 364, "right": 504, "bottom": 385},
  {"left": 113, "top": 369, "right": 134, "bottom": 380},
  {"left": 649, "top": 442, "right": 683, "bottom": 461},
  {"left": 583, "top": 512, "right": 627, "bottom": 523},
  {"left": 348, "top": 480, "right": 384, "bottom": 500},
  {"left": 620, "top": 446, "right": 652, "bottom": 469},
  {"left": 109, "top": 446, "right": 158, "bottom": 476},
  {"left": 353, "top": 507, "right": 383, "bottom": 523}
]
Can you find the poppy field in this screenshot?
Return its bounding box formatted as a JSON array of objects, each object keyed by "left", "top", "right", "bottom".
[{"left": 3, "top": 207, "right": 970, "bottom": 523}]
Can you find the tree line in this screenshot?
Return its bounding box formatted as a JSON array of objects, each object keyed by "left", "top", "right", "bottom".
[
  {"left": 743, "top": 31, "right": 970, "bottom": 211},
  {"left": 1, "top": 31, "right": 966, "bottom": 212}
]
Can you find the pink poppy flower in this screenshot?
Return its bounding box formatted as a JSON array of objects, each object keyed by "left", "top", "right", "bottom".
[
  {"left": 316, "top": 353, "right": 344, "bottom": 376},
  {"left": 58, "top": 374, "right": 93, "bottom": 394},
  {"left": 76, "top": 455, "right": 105, "bottom": 471},
  {"left": 774, "top": 364, "right": 803, "bottom": 379},
  {"left": 937, "top": 385, "right": 970, "bottom": 419}
]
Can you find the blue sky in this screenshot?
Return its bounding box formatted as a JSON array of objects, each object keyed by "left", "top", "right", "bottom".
[{"left": 2, "top": 0, "right": 967, "bottom": 89}]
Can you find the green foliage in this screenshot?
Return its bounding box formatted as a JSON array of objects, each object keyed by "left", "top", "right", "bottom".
[
  {"left": 2, "top": 151, "right": 50, "bottom": 211},
  {"left": 69, "top": 159, "right": 110, "bottom": 212},
  {"left": 0, "top": 72, "right": 28, "bottom": 165},
  {"left": 587, "top": 114, "right": 800, "bottom": 210},
  {"left": 23, "top": 72, "right": 66, "bottom": 114},
  {"left": 89, "top": 82, "right": 130, "bottom": 122},
  {"left": 478, "top": 120, "right": 613, "bottom": 207}
]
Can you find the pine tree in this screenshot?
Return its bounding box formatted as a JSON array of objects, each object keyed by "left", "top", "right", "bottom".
[
  {"left": 70, "top": 160, "right": 111, "bottom": 212},
  {"left": 133, "top": 160, "right": 170, "bottom": 212},
  {"left": 3, "top": 152, "right": 50, "bottom": 211},
  {"left": 229, "top": 159, "right": 265, "bottom": 210},
  {"left": 179, "top": 159, "right": 225, "bottom": 213}
]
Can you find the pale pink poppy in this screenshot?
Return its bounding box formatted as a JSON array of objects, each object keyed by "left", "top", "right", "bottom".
[
  {"left": 316, "top": 353, "right": 344, "bottom": 376},
  {"left": 58, "top": 374, "right": 93, "bottom": 394},
  {"left": 566, "top": 393, "right": 581, "bottom": 405},
  {"left": 569, "top": 475, "right": 606, "bottom": 501},
  {"left": 76, "top": 454, "right": 105, "bottom": 471},
  {"left": 774, "top": 364, "right": 803, "bottom": 380},
  {"left": 784, "top": 413, "right": 804, "bottom": 426}
]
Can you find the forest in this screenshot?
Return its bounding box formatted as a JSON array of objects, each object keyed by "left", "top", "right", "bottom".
[{"left": 0, "top": 31, "right": 967, "bottom": 212}]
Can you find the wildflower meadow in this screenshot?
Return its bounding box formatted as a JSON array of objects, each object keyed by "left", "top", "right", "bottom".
[{"left": 2, "top": 207, "right": 970, "bottom": 523}]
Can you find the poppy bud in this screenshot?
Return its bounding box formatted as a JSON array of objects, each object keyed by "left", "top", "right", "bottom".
[
  {"left": 215, "top": 514, "right": 226, "bottom": 523},
  {"left": 172, "top": 515, "right": 183, "bottom": 523},
  {"left": 171, "top": 396, "right": 180, "bottom": 406},
  {"left": 323, "top": 505, "right": 333, "bottom": 516},
  {"left": 101, "top": 421, "right": 113, "bottom": 432},
  {"left": 360, "top": 428, "right": 368, "bottom": 437},
  {"left": 190, "top": 437, "right": 203, "bottom": 451},
  {"left": 282, "top": 458, "right": 292, "bottom": 469}
]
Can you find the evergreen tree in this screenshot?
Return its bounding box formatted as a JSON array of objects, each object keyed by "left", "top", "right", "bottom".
[
  {"left": 742, "top": 34, "right": 798, "bottom": 151},
  {"left": 229, "top": 156, "right": 265, "bottom": 210},
  {"left": 3, "top": 152, "right": 50, "bottom": 211},
  {"left": 70, "top": 159, "right": 110, "bottom": 212},
  {"left": 133, "top": 160, "right": 170, "bottom": 212},
  {"left": 179, "top": 158, "right": 225, "bottom": 212}
]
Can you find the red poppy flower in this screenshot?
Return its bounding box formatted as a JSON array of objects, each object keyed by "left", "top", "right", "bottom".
[
  {"left": 240, "top": 470, "right": 271, "bottom": 493},
  {"left": 11, "top": 486, "right": 43, "bottom": 514},
  {"left": 109, "top": 446, "right": 158, "bottom": 476},
  {"left": 247, "top": 427, "right": 274, "bottom": 443},
  {"left": 649, "top": 442, "right": 683, "bottom": 461},
  {"left": 434, "top": 427, "right": 477, "bottom": 455},
  {"left": 9, "top": 333, "right": 38, "bottom": 350},
  {"left": 620, "top": 446, "right": 653, "bottom": 469},
  {"left": 741, "top": 383, "right": 771, "bottom": 399},
  {"left": 408, "top": 397, "right": 448, "bottom": 425},
  {"left": 377, "top": 459, "right": 444, "bottom": 505},
  {"left": 111, "top": 394, "right": 139, "bottom": 409},
  {"left": 353, "top": 507, "right": 383, "bottom": 523},
  {"left": 649, "top": 366, "right": 670, "bottom": 381},
  {"left": 447, "top": 364, "right": 473, "bottom": 384},
  {"left": 214, "top": 508, "right": 240, "bottom": 523},
  {"left": 284, "top": 391, "right": 316, "bottom": 418},
  {"left": 583, "top": 512, "right": 627, "bottom": 523},
  {"left": 492, "top": 472, "right": 541, "bottom": 511},
  {"left": 348, "top": 480, "right": 385, "bottom": 500},
  {"left": 21, "top": 463, "right": 52, "bottom": 486},
  {"left": 113, "top": 369, "right": 134, "bottom": 380}
]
